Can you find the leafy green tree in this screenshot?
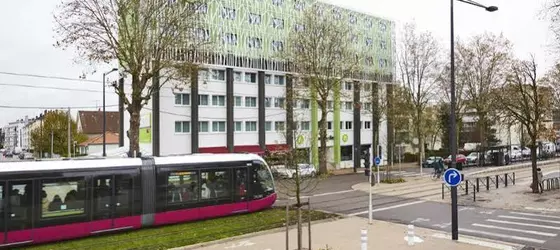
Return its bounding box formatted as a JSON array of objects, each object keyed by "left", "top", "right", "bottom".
[{"left": 30, "top": 110, "right": 87, "bottom": 157}]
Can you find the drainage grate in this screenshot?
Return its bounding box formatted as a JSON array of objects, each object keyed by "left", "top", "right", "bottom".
[{"left": 521, "top": 246, "right": 550, "bottom": 250}]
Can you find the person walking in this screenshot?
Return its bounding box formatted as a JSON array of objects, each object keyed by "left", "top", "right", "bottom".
[{"left": 537, "top": 168, "right": 544, "bottom": 193}]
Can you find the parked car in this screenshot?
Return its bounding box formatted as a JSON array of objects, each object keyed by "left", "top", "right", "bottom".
[
  {"left": 18, "top": 152, "right": 34, "bottom": 160},
  {"left": 466, "top": 152, "right": 479, "bottom": 165},
  {"left": 443, "top": 154, "right": 467, "bottom": 165},
  {"left": 273, "top": 164, "right": 317, "bottom": 179},
  {"left": 422, "top": 156, "right": 442, "bottom": 168}
]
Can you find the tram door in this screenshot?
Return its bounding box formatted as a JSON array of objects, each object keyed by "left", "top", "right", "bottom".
[
  {"left": 90, "top": 174, "right": 135, "bottom": 234},
  {"left": 232, "top": 167, "right": 249, "bottom": 213},
  {"left": 0, "top": 182, "right": 4, "bottom": 245},
  {"left": 5, "top": 180, "right": 33, "bottom": 245}
]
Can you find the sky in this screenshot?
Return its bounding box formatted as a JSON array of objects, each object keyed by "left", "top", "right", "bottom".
[{"left": 0, "top": 0, "right": 556, "bottom": 126}]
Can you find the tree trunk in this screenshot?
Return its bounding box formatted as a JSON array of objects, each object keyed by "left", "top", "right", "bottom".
[
  {"left": 530, "top": 136, "right": 539, "bottom": 193},
  {"left": 128, "top": 100, "right": 142, "bottom": 158},
  {"left": 318, "top": 107, "right": 328, "bottom": 174}
]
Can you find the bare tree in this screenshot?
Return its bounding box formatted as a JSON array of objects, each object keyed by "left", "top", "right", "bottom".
[
  {"left": 283, "top": 4, "right": 360, "bottom": 174},
  {"left": 457, "top": 33, "right": 512, "bottom": 157},
  {"left": 497, "top": 55, "right": 554, "bottom": 193},
  {"left": 54, "top": 0, "right": 208, "bottom": 156},
  {"left": 397, "top": 22, "right": 440, "bottom": 167}
]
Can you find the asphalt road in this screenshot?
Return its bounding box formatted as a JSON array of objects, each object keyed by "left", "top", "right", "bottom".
[{"left": 275, "top": 171, "right": 560, "bottom": 249}]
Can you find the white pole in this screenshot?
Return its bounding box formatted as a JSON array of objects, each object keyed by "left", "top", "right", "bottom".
[
  {"left": 368, "top": 169, "right": 372, "bottom": 224},
  {"left": 407, "top": 224, "right": 415, "bottom": 246},
  {"left": 361, "top": 229, "right": 368, "bottom": 250}
]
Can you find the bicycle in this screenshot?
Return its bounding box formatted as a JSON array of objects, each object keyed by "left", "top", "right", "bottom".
[{"left": 431, "top": 168, "right": 442, "bottom": 181}]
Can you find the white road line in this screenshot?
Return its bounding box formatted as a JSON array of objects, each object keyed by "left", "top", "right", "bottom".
[
  {"left": 431, "top": 233, "right": 516, "bottom": 250},
  {"left": 498, "top": 215, "right": 560, "bottom": 224},
  {"left": 525, "top": 207, "right": 560, "bottom": 213},
  {"left": 309, "top": 189, "right": 357, "bottom": 198},
  {"left": 510, "top": 212, "right": 560, "bottom": 219},
  {"left": 486, "top": 219, "right": 560, "bottom": 230},
  {"left": 347, "top": 200, "right": 427, "bottom": 216},
  {"left": 459, "top": 228, "right": 546, "bottom": 244},
  {"left": 472, "top": 223, "right": 557, "bottom": 237}
]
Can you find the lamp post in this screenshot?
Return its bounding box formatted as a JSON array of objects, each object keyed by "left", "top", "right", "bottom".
[
  {"left": 450, "top": 0, "right": 497, "bottom": 241},
  {"left": 103, "top": 68, "right": 119, "bottom": 157}
]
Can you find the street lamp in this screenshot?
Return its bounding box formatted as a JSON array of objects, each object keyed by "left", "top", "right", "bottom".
[
  {"left": 103, "top": 68, "right": 119, "bottom": 157},
  {"left": 450, "top": 0, "right": 497, "bottom": 241}
]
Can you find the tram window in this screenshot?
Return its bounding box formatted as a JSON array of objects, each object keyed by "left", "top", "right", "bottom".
[
  {"left": 41, "top": 179, "right": 85, "bottom": 218},
  {"left": 200, "top": 170, "right": 230, "bottom": 199},
  {"left": 167, "top": 171, "right": 199, "bottom": 203},
  {"left": 251, "top": 162, "right": 274, "bottom": 199},
  {"left": 0, "top": 184, "right": 3, "bottom": 226}
]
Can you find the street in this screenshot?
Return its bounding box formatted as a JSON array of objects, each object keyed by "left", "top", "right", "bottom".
[{"left": 275, "top": 167, "right": 560, "bottom": 249}]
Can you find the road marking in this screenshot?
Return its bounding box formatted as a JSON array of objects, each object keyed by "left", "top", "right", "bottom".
[
  {"left": 498, "top": 215, "right": 560, "bottom": 224},
  {"left": 459, "top": 207, "right": 475, "bottom": 212},
  {"left": 486, "top": 219, "right": 560, "bottom": 230},
  {"left": 411, "top": 218, "right": 430, "bottom": 223},
  {"left": 432, "top": 222, "right": 451, "bottom": 229},
  {"left": 472, "top": 223, "right": 557, "bottom": 237},
  {"left": 431, "top": 233, "right": 516, "bottom": 250},
  {"left": 459, "top": 228, "right": 546, "bottom": 244},
  {"left": 480, "top": 210, "right": 495, "bottom": 215},
  {"left": 307, "top": 189, "right": 357, "bottom": 198},
  {"left": 525, "top": 207, "right": 560, "bottom": 213},
  {"left": 347, "top": 200, "right": 427, "bottom": 216},
  {"left": 510, "top": 211, "right": 560, "bottom": 219}
]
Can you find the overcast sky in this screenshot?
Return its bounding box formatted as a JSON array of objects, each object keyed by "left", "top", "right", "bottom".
[{"left": 0, "top": 0, "right": 555, "bottom": 126}]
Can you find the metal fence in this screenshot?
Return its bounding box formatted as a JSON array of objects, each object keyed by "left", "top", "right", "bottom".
[
  {"left": 442, "top": 172, "right": 516, "bottom": 201},
  {"left": 542, "top": 177, "right": 560, "bottom": 191}
]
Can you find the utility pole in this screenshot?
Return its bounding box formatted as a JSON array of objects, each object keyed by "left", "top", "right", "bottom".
[
  {"left": 68, "top": 107, "right": 71, "bottom": 158},
  {"left": 50, "top": 130, "right": 53, "bottom": 158}
]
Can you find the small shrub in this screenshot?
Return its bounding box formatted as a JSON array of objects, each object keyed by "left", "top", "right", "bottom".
[{"left": 381, "top": 178, "right": 406, "bottom": 184}]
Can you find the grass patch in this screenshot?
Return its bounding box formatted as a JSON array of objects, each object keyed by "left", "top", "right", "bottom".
[
  {"left": 381, "top": 178, "right": 406, "bottom": 184},
  {"left": 21, "top": 208, "right": 338, "bottom": 250}
]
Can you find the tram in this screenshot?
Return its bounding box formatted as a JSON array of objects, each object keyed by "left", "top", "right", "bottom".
[{"left": 0, "top": 153, "right": 276, "bottom": 248}]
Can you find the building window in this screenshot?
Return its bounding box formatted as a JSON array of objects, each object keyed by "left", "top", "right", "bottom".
[
  {"left": 199, "top": 121, "right": 209, "bottom": 132},
  {"left": 245, "top": 73, "right": 257, "bottom": 83},
  {"left": 327, "top": 101, "right": 333, "bottom": 110},
  {"left": 274, "top": 75, "right": 285, "bottom": 85},
  {"left": 380, "top": 21, "right": 387, "bottom": 31},
  {"left": 349, "top": 14, "right": 357, "bottom": 24},
  {"left": 294, "top": 1, "right": 304, "bottom": 10},
  {"left": 265, "top": 121, "right": 272, "bottom": 131},
  {"left": 351, "top": 34, "right": 358, "bottom": 43},
  {"left": 345, "top": 102, "right": 353, "bottom": 110},
  {"left": 245, "top": 121, "right": 257, "bottom": 131},
  {"left": 195, "top": 3, "right": 208, "bottom": 13},
  {"left": 41, "top": 179, "right": 85, "bottom": 218},
  {"left": 364, "top": 121, "right": 372, "bottom": 129},
  {"left": 379, "top": 59, "right": 388, "bottom": 68},
  {"left": 198, "top": 94, "right": 209, "bottom": 106},
  {"left": 211, "top": 69, "right": 225, "bottom": 80},
  {"left": 223, "top": 33, "right": 238, "bottom": 46},
  {"left": 301, "top": 121, "right": 310, "bottom": 131},
  {"left": 344, "top": 82, "right": 352, "bottom": 91},
  {"left": 365, "top": 56, "right": 374, "bottom": 66},
  {"left": 265, "top": 74, "right": 272, "bottom": 84},
  {"left": 174, "top": 93, "right": 190, "bottom": 105},
  {"left": 332, "top": 9, "right": 341, "bottom": 19},
  {"left": 175, "top": 121, "right": 190, "bottom": 133},
  {"left": 363, "top": 83, "right": 371, "bottom": 92},
  {"left": 275, "top": 121, "right": 285, "bottom": 131},
  {"left": 295, "top": 23, "right": 304, "bottom": 32},
  {"left": 221, "top": 7, "right": 236, "bottom": 20},
  {"left": 195, "top": 28, "right": 210, "bottom": 42},
  {"left": 272, "top": 0, "right": 283, "bottom": 6},
  {"left": 265, "top": 97, "right": 272, "bottom": 108},
  {"left": 366, "top": 38, "right": 373, "bottom": 46},
  {"left": 272, "top": 18, "right": 284, "bottom": 29},
  {"left": 212, "top": 95, "right": 225, "bottom": 106},
  {"left": 300, "top": 99, "right": 310, "bottom": 109},
  {"left": 272, "top": 40, "right": 284, "bottom": 51},
  {"left": 327, "top": 121, "right": 332, "bottom": 130},
  {"left": 248, "top": 37, "right": 262, "bottom": 49},
  {"left": 234, "top": 71, "right": 242, "bottom": 81},
  {"left": 366, "top": 18, "right": 373, "bottom": 28},
  {"left": 235, "top": 121, "right": 243, "bottom": 132},
  {"left": 234, "top": 96, "right": 243, "bottom": 107},
  {"left": 212, "top": 121, "right": 226, "bottom": 132},
  {"left": 245, "top": 97, "right": 257, "bottom": 107},
  {"left": 274, "top": 98, "right": 285, "bottom": 108},
  {"left": 345, "top": 121, "right": 352, "bottom": 130},
  {"left": 248, "top": 13, "right": 261, "bottom": 24},
  {"left": 364, "top": 102, "right": 372, "bottom": 111}
]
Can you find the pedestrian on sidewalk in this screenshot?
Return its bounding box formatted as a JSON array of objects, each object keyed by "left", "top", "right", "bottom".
[{"left": 537, "top": 168, "right": 544, "bottom": 193}]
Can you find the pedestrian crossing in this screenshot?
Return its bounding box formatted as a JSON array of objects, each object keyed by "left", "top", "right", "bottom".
[
  {"left": 459, "top": 210, "right": 560, "bottom": 246},
  {"left": 390, "top": 171, "right": 434, "bottom": 178}
]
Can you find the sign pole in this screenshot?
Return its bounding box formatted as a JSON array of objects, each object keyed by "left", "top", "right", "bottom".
[
  {"left": 443, "top": 168, "right": 462, "bottom": 241},
  {"left": 368, "top": 167, "right": 372, "bottom": 224}
]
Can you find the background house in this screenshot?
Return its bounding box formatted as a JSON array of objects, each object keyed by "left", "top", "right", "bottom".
[{"left": 77, "top": 111, "right": 120, "bottom": 155}]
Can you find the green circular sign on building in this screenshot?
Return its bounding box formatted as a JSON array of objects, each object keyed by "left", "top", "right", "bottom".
[
  {"left": 296, "top": 135, "right": 304, "bottom": 145},
  {"left": 342, "top": 134, "right": 348, "bottom": 142}
]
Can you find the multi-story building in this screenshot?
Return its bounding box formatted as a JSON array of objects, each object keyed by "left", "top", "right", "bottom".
[
  {"left": 2, "top": 118, "right": 27, "bottom": 152},
  {"left": 121, "top": 0, "right": 396, "bottom": 169}
]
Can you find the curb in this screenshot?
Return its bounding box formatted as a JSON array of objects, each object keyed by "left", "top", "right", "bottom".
[
  {"left": 466, "top": 159, "right": 560, "bottom": 177},
  {"left": 168, "top": 215, "right": 342, "bottom": 250}
]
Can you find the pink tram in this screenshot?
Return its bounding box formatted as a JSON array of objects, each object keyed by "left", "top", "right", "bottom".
[{"left": 0, "top": 153, "right": 276, "bottom": 248}]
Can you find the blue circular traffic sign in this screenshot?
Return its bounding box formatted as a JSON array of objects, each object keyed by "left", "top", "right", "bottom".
[
  {"left": 443, "top": 168, "right": 462, "bottom": 187},
  {"left": 374, "top": 157, "right": 381, "bottom": 166}
]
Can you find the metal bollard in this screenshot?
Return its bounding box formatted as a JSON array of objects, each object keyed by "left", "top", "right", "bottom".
[
  {"left": 361, "top": 229, "right": 367, "bottom": 250},
  {"left": 407, "top": 224, "right": 415, "bottom": 246}
]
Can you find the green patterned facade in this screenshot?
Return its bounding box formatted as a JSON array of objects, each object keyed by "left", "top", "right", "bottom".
[{"left": 197, "top": 0, "right": 395, "bottom": 79}]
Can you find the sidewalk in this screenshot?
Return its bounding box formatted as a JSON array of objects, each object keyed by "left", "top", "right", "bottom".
[{"left": 173, "top": 217, "right": 522, "bottom": 250}]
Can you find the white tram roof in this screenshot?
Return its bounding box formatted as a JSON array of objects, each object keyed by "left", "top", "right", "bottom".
[{"left": 0, "top": 153, "right": 265, "bottom": 173}]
